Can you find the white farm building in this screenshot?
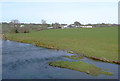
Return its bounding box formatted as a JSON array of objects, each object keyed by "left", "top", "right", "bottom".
[{"left": 80, "top": 26, "right": 93, "bottom": 28}]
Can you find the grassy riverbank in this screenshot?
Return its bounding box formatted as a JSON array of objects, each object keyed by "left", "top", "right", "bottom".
[
  {"left": 48, "top": 61, "right": 113, "bottom": 76},
  {"left": 6, "top": 27, "right": 118, "bottom": 64}
]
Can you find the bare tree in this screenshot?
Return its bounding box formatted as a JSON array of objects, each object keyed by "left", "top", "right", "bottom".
[
  {"left": 52, "top": 22, "right": 60, "bottom": 29},
  {"left": 74, "top": 21, "right": 81, "bottom": 27},
  {"left": 41, "top": 19, "right": 47, "bottom": 29},
  {"left": 11, "top": 19, "right": 20, "bottom": 24},
  {"left": 9, "top": 19, "right": 20, "bottom": 33},
  {"left": 41, "top": 19, "right": 47, "bottom": 24},
  {"left": 10, "top": 19, "right": 20, "bottom": 28}
]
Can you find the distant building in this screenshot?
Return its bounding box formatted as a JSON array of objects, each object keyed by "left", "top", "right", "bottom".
[
  {"left": 68, "top": 24, "right": 75, "bottom": 27},
  {"left": 47, "top": 27, "right": 54, "bottom": 29},
  {"left": 80, "top": 25, "right": 93, "bottom": 28},
  {"left": 20, "top": 25, "right": 25, "bottom": 27}
]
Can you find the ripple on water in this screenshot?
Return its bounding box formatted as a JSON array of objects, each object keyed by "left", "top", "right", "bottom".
[{"left": 2, "top": 40, "right": 119, "bottom": 79}]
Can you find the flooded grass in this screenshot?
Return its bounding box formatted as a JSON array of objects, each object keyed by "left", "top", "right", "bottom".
[
  {"left": 63, "top": 55, "right": 84, "bottom": 60},
  {"left": 48, "top": 61, "right": 114, "bottom": 76}
]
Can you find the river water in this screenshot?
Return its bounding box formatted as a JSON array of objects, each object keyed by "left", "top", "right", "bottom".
[{"left": 2, "top": 40, "right": 119, "bottom": 79}]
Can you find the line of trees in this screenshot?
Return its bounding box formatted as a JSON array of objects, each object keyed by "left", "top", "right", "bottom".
[
  {"left": 9, "top": 19, "right": 30, "bottom": 33},
  {"left": 2, "top": 19, "right": 117, "bottom": 34}
]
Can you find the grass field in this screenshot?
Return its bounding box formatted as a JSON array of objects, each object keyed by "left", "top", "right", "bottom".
[{"left": 6, "top": 27, "right": 118, "bottom": 62}]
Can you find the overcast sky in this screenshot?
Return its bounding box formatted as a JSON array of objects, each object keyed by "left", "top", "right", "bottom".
[{"left": 1, "top": 1, "right": 118, "bottom": 24}]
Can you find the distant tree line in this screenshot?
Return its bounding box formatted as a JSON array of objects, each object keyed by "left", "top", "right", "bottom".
[{"left": 2, "top": 19, "right": 118, "bottom": 34}]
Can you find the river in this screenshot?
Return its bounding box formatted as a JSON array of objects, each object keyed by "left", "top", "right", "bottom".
[{"left": 2, "top": 40, "right": 119, "bottom": 79}]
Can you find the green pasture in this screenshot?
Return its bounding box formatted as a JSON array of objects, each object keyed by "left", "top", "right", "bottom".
[{"left": 6, "top": 27, "right": 118, "bottom": 62}]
